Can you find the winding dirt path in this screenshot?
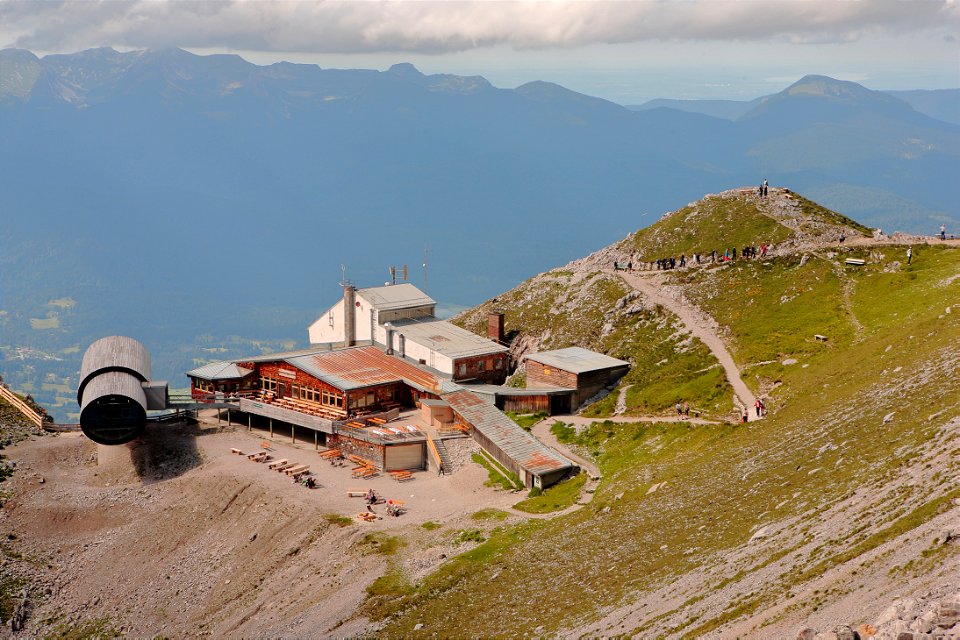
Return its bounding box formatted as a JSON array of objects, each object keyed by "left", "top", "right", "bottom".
[{"left": 612, "top": 269, "right": 759, "bottom": 417}]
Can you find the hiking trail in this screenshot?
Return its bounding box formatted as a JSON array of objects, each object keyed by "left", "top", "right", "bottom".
[{"left": 612, "top": 269, "right": 760, "bottom": 418}]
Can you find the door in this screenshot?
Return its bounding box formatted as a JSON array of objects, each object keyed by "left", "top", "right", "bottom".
[{"left": 384, "top": 443, "right": 424, "bottom": 471}]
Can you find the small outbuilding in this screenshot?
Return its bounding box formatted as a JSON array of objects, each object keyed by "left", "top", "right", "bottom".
[{"left": 524, "top": 347, "right": 630, "bottom": 411}]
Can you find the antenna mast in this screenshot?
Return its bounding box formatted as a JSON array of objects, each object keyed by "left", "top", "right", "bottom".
[{"left": 422, "top": 244, "right": 430, "bottom": 293}]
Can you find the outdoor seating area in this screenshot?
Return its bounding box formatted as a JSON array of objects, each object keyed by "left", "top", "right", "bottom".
[
  {"left": 348, "top": 488, "right": 408, "bottom": 522},
  {"left": 233, "top": 448, "right": 316, "bottom": 487}
]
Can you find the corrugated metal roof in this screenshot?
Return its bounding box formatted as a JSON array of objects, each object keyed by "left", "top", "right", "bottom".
[
  {"left": 459, "top": 383, "right": 575, "bottom": 397},
  {"left": 441, "top": 386, "right": 575, "bottom": 477},
  {"left": 390, "top": 317, "right": 507, "bottom": 359},
  {"left": 358, "top": 283, "right": 435, "bottom": 311},
  {"left": 285, "top": 346, "right": 442, "bottom": 393},
  {"left": 186, "top": 361, "right": 254, "bottom": 381},
  {"left": 524, "top": 346, "right": 630, "bottom": 374}
]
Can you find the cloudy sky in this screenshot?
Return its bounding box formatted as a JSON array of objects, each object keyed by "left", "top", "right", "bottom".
[{"left": 2, "top": 0, "right": 958, "bottom": 104}]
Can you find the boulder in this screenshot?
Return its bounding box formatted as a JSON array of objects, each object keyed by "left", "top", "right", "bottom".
[{"left": 832, "top": 624, "right": 856, "bottom": 640}]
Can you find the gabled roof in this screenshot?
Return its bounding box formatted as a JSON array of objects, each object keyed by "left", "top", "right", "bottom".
[
  {"left": 441, "top": 385, "right": 575, "bottom": 477},
  {"left": 357, "top": 283, "right": 435, "bottom": 311},
  {"left": 391, "top": 316, "right": 507, "bottom": 359},
  {"left": 524, "top": 346, "right": 630, "bottom": 374},
  {"left": 284, "top": 346, "right": 441, "bottom": 393},
  {"left": 185, "top": 361, "right": 253, "bottom": 381}
]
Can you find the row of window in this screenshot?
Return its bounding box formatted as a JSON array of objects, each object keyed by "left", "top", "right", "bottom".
[{"left": 456, "top": 357, "right": 505, "bottom": 376}]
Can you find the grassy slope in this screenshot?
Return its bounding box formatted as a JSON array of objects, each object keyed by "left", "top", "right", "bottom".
[
  {"left": 372, "top": 241, "right": 959, "bottom": 637},
  {"left": 455, "top": 270, "right": 733, "bottom": 418}
]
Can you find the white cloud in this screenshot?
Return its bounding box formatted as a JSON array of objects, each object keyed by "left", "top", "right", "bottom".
[{"left": 2, "top": 0, "right": 958, "bottom": 55}]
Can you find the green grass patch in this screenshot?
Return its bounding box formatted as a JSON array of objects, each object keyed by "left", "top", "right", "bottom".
[
  {"left": 513, "top": 472, "right": 587, "bottom": 514},
  {"left": 550, "top": 421, "right": 577, "bottom": 444},
  {"left": 421, "top": 521, "right": 442, "bottom": 531},
  {"left": 505, "top": 411, "right": 547, "bottom": 431},
  {"left": 322, "top": 513, "right": 353, "bottom": 528},
  {"left": 471, "top": 508, "right": 510, "bottom": 521},
  {"left": 472, "top": 452, "right": 522, "bottom": 491},
  {"left": 45, "top": 617, "right": 122, "bottom": 639},
  {"left": 29, "top": 315, "right": 59, "bottom": 330},
  {"left": 357, "top": 532, "right": 406, "bottom": 556}
]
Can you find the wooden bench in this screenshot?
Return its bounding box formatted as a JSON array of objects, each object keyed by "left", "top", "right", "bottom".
[
  {"left": 368, "top": 417, "right": 387, "bottom": 424},
  {"left": 346, "top": 421, "right": 366, "bottom": 429},
  {"left": 389, "top": 470, "right": 413, "bottom": 481},
  {"left": 230, "top": 448, "right": 243, "bottom": 455},
  {"left": 247, "top": 451, "right": 267, "bottom": 461},
  {"left": 319, "top": 449, "right": 342, "bottom": 459},
  {"left": 353, "top": 467, "right": 379, "bottom": 478},
  {"left": 274, "top": 462, "right": 296, "bottom": 472},
  {"left": 346, "top": 487, "right": 369, "bottom": 497},
  {"left": 267, "top": 459, "right": 288, "bottom": 470},
  {"left": 285, "top": 464, "right": 309, "bottom": 476}
]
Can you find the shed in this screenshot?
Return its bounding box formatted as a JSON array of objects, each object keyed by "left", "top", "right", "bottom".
[{"left": 524, "top": 347, "right": 630, "bottom": 410}]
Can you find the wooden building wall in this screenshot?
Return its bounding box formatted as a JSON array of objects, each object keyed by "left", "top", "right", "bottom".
[
  {"left": 525, "top": 360, "right": 578, "bottom": 390},
  {"left": 453, "top": 353, "right": 508, "bottom": 384}
]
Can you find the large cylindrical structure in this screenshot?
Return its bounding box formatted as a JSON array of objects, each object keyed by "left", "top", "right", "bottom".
[{"left": 77, "top": 336, "right": 152, "bottom": 445}]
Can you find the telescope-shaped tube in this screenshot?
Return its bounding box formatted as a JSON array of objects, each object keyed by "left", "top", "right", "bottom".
[{"left": 77, "top": 336, "right": 152, "bottom": 445}]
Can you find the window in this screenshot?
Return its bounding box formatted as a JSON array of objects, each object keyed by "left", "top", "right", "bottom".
[
  {"left": 458, "top": 363, "right": 467, "bottom": 376},
  {"left": 322, "top": 389, "right": 344, "bottom": 408},
  {"left": 478, "top": 360, "right": 486, "bottom": 372},
  {"left": 495, "top": 358, "right": 503, "bottom": 370},
  {"left": 260, "top": 376, "right": 277, "bottom": 391}
]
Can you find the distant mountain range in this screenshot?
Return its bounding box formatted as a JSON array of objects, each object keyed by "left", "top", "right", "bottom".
[
  {"left": 631, "top": 86, "right": 960, "bottom": 126},
  {"left": 1, "top": 48, "right": 958, "bottom": 418}
]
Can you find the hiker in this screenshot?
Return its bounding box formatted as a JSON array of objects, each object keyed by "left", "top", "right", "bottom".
[
  {"left": 760, "top": 244, "right": 767, "bottom": 257},
  {"left": 759, "top": 399, "right": 766, "bottom": 417},
  {"left": 365, "top": 489, "right": 377, "bottom": 504},
  {"left": 627, "top": 260, "right": 632, "bottom": 271},
  {"left": 613, "top": 261, "right": 619, "bottom": 271},
  {"left": 907, "top": 246, "right": 913, "bottom": 265},
  {"left": 940, "top": 224, "right": 947, "bottom": 241},
  {"left": 732, "top": 247, "right": 737, "bottom": 260},
  {"left": 763, "top": 179, "right": 768, "bottom": 196},
  {"left": 683, "top": 401, "right": 690, "bottom": 417},
  {"left": 839, "top": 233, "right": 845, "bottom": 244},
  {"left": 742, "top": 410, "right": 749, "bottom": 424},
  {"left": 754, "top": 400, "right": 762, "bottom": 419},
  {"left": 676, "top": 401, "right": 683, "bottom": 417},
  {"left": 679, "top": 254, "right": 686, "bottom": 267}
]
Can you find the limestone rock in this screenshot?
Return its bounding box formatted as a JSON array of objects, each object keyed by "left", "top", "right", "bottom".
[{"left": 832, "top": 624, "right": 856, "bottom": 640}]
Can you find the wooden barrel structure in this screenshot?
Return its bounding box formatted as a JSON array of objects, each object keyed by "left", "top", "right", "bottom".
[{"left": 77, "top": 336, "right": 152, "bottom": 445}]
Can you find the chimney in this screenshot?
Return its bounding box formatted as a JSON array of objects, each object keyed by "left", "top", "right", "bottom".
[
  {"left": 385, "top": 324, "right": 394, "bottom": 355},
  {"left": 487, "top": 312, "right": 505, "bottom": 343},
  {"left": 343, "top": 284, "right": 356, "bottom": 347}
]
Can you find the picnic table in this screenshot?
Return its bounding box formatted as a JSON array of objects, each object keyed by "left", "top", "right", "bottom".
[{"left": 267, "top": 458, "right": 288, "bottom": 470}]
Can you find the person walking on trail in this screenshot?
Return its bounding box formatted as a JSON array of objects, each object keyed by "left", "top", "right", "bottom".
[
  {"left": 742, "top": 410, "right": 749, "bottom": 424},
  {"left": 683, "top": 401, "right": 690, "bottom": 418},
  {"left": 940, "top": 224, "right": 947, "bottom": 241},
  {"left": 907, "top": 246, "right": 913, "bottom": 265},
  {"left": 763, "top": 179, "right": 768, "bottom": 196},
  {"left": 676, "top": 401, "right": 683, "bottom": 417}
]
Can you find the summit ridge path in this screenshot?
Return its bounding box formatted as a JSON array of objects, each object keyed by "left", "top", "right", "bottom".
[{"left": 611, "top": 269, "right": 760, "bottom": 417}]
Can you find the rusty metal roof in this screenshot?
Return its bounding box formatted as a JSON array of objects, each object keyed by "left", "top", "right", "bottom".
[
  {"left": 285, "top": 346, "right": 442, "bottom": 393},
  {"left": 441, "top": 387, "right": 575, "bottom": 477}
]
